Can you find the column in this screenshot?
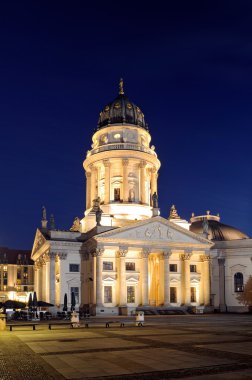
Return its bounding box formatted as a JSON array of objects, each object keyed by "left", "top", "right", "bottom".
[
  {"left": 122, "top": 159, "right": 129, "bottom": 202},
  {"left": 181, "top": 251, "right": 191, "bottom": 304},
  {"left": 218, "top": 257, "right": 226, "bottom": 312},
  {"left": 49, "top": 253, "right": 56, "bottom": 305},
  {"left": 45, "top": 255, "right": 50, "bottom": 303},
  {"left": 203, "top": 255, "right": 210, "bottom": 305},
  {"left": 86, "top": 171, "right": 91, "bottom": 209},
  {"left": 90, "top": 165, "right": 97, "bottom": 205},
  {"left": 140, "top": 160, "right": 147, "bottom": 204},
  {"left": 103, "top": 160, "right": 111, "bottom": 204},
  {"left": 141, "top": 249, "right": 149, "bottom": 305},
  {"left": 94, "top": 248, "right": 104, "bottom": 307},
  {"left": 118, "top": 248, "right": 127, "bottom": 305},
  {"left": 150, "top": 167, "right": 157, "bottom": 204},
  {"left": 41, "top": 259, "right": 46, "bottom": 300},
  {"left": 163, "top": 250, "right": 171, "bottom": 306}
]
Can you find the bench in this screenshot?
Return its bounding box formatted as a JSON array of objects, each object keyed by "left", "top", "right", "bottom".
[
  {"left": 7, "top": 323, "right": 39, "bottom": 331},
  {"left": 83, "top": 320, "right": 113, "bottom": 328},
  {"left": 48, "top": 322, "right": 75, "bottom": 330},
  {"left": 120, "top": 321, "right": 144, "bottom": 327}
]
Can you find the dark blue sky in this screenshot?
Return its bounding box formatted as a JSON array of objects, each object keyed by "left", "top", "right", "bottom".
[{"left": 0, "top": 1, "right": 251, "bottom": 249}]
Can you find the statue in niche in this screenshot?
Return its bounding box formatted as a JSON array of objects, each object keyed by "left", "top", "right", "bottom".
[
  {"left": 129, "top": 188, "right": 135, "bottom": 202},
  {"left": 70, "top": 217, "right": 81, "bottom": 232},
  {"left": 152, "top": 192, "right": 158, "bottom": 208}
]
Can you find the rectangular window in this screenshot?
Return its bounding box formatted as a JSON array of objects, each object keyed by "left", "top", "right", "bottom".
[
  {"left": 170, "top": 287, "right": 177, "bottom": 303},
  {"left": 104, "top": 286, "right": 112, "bottom": 303},
  {"left": 3, "top": 278, "right": 7, "bottom": 286},
  {"left": 190, "top": 287, "right": 197, "bottom": 302},
  {"left": 127, "top": 286, "right": 135, "bottom": 303},
  {"left": 126, "top": 262, "right": 135, "bottom": 271},
  {"left": 169, "top": 264, "right": 177, "bottom": 272},
  {"left": 23, "top": 266, "right": 28, "bottom": 273},
  {"left": 103, "top": 261, "right": 113, "bottom": 271},
  {"left": 190, "top": 265, "right": 197, "bottom": 273},
  {"left": 23, "top": 286, "right": 28, "bottom": 291},
  {"left": 17, "top": 270, "right": 21, "bottom": 280},
  {"left": 70, "top": 287, "right": 79, "bottom": 304},
  {"left": 69, "top": 264, "right": 80, "bottom": 272},
  {"left": 114, "top": 188, "right": 120, "bottom": 201}
]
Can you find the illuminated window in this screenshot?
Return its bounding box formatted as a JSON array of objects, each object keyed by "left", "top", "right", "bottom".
[
  {"left": 114, "top": 133, "right": 120, "bottom": 139},
  {"left": 190, "top": 287, "right": 197, "bottom": 302},
  {"left": 170, "top": 287, "right": 177, "bottom": 303},
  {"left": 190, "top": 265, "right": 197, "bottom": 273},
  {"left": 103, "top": 261, "right": 113, "bottom": 271},
  {"left": 3, "top": 285, "right": 6, "bottom": 291},
  {"left": 3, "top": 266, "right": 7, "bottom": 272},
  {"left": 234, "top": 272, "right": 244, "bottom": 292},
  {"left": 126, "top": 262, "right": 135, "bottom": 271},
  {"left": 169, "top": 264, "right": 177, "bottom": 272},
  {"left": 127, "top": 286, "right": 135, "bottom": 303},
  {"left": 104, "top": 286, "right": 112, "bottom": 303}
]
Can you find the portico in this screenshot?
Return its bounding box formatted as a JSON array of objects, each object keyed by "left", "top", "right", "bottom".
[{"left": 81, "top": 216, "right": 212, "bottom": 315}]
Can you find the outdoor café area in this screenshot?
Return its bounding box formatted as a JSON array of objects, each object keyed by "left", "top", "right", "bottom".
[{"left": 0, "top": 291, "right": 78, "bottom": 324}]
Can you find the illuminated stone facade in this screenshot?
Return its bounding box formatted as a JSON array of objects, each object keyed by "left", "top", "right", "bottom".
[{"left": 31, "top": 81, "right": 252, "bottom": 314}]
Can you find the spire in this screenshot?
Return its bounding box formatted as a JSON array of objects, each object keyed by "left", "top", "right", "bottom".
[{"left": 119, "top": 78, "right": 124, "bottom": 95}]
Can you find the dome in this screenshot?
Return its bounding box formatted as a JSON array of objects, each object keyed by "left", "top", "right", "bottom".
[
  {"left": 97, "top": 79, "right": 148, "bottom": 130},
  {"left": 190, "top": 213, "right": 249, "bottom": 241}
]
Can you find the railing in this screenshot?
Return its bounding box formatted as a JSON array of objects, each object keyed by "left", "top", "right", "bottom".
[{"left": 88, "top": 143, "right": 157, "bottom": 157}]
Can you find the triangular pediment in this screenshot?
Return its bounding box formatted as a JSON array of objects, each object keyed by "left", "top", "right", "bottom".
[
  {"left": 95, "top": 216, "right": 212, "bottom": 246},
  {"left": 31, "top": 229, "right": 48, "bottom": 259}
]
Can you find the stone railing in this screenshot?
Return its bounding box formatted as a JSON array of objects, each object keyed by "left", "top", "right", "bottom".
[{"left": 88, "top": 143, "right": 157, "bottom": 157}]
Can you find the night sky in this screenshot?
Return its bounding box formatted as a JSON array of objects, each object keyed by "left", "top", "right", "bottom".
[{"left": 0, "top": 1, "right": 251, "bottom": 249}]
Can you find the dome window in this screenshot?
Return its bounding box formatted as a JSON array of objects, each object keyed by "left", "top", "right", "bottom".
[{"left": 114, "top": 133, "right": 121, "bottom": 139}]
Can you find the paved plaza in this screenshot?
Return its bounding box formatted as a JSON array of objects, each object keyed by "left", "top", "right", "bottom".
[{"left": 1, "top": 314, "right": 252, "bottom": 379}]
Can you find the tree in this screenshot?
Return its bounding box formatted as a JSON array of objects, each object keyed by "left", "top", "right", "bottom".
[{"left": 236, "top": 276, "right": 252, "bottom": 307}]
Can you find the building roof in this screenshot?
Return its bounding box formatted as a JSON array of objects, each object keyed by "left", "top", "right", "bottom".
[
  {"left": 0, "top": 247, "right": 32, "bottom": 265},
  {"left": 97, "top": 79, "right": 148, "bottom": 131},
  {"left": 190, "top": 213, "right": 249, "bottom": 241}
]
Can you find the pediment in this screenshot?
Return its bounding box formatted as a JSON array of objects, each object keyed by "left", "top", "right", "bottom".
[
  {"left": 31, "top": 229, "right": 48, "bottom": 259},
  {"left": 96, "top": 216, "right": 212, "bottom": 246}
]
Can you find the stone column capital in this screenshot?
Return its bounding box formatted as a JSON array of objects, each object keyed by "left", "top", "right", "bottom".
[
  {"left": 86, "top": 171, "right": 91, "bottom": 178},
  {"left": 92, "top": 248, "right": 104, "bottom": 257},
  {"left": 139, "top": 160, "right": 147, "bottom": 168},
  {"left": 163, "top": 250, "right": 172, "bottom": 259},
  {"left": 103, "top": 159, "right": 111, "bottom": 167},
  {"left": 200, "top": 254, "right": 211, "bottom": 262},
  {"left": 117, "top": 247, "right": 128, "bottom": 258},
  {"left": 122, "top": 159, "right": 129, "bottom": 166},
  {"left": 141, "top": 248, "right": 150, "bottom": 259},
  {"left": 180, "top": 251, "right": 192, "bottom": 261},
  {"left": 151, "top": 167, "right": 157, "bottom": 174}
]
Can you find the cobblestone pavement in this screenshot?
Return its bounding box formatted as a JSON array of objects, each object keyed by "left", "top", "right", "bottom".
[{"left": 1, "top": 314, "right": 252, "bottom": 379}]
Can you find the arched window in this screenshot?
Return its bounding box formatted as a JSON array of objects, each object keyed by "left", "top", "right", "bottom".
[{"left": 234, "top": 272, "right": 244, "bottom": 292}]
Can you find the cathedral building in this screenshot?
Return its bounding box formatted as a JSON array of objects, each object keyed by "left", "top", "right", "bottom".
[{"left": 31, "top": 80, "right": 252, "bottom": 315}]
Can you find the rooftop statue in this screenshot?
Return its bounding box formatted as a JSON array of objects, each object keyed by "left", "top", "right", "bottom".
[
  {"left": 42, "top": 206, "right": 47, "bottom": 221},
  {"left": 202, "top": 218, "right": 209, "bottom": 236},
  {"left": 169, "top": 205, "right": 180, "bottom": 220},
  {"left": 70, "top": 217, "right": 81, "bottom": 232},
  {"left": 152, "top": 192, "right": 158, "bottom": 208}
]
